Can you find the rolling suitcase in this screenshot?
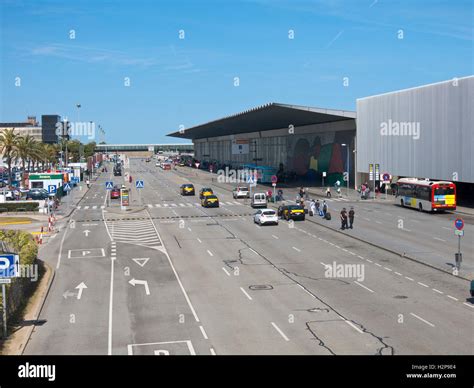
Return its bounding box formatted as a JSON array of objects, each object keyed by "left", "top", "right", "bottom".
[{"left": 325, "top": 212, "right": 331, "bottom": 220}]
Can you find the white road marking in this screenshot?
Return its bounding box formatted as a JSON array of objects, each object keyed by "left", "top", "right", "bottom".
[
  {"left": 354, "top": 281, "right": 374, "bottom": 293},
  {"left": 344, "top": 319, "right": 363, "bottom": 334},
  {"left": 374, "top": 263, "right": 382, "bottom": 267},
  {"left": 249, "top": 248, "right": 258, "bottom": 255},
  {"left": 272, "top": 235, "right": 279, "bottom": 239},
  {"left": 222, "top": 267, "right": 230, "bottom": 276},
  {"left": 366, "top": 259, "right": 373, "bottom": 263},
  {"left": 187, "top": 227, "right": 192, "bottom": 232},
  {"left": 108, "top": 256, "right": 115, "bottom": 355},
  {"left": 410, "top": 312, "right": 435, "bottom": 327},
  {"left": 207, "top": 250, "right": 214, "bottom": 256},
  {"left": 433, "top": 237, "right": 446, "bottom": 242},
  {"left": 432, "top": 288, "right": 443, "bottom": 294},
  {"left": 384, "top": 267, "right": 392, "bottom": 272},
  {"left": 271, "top": 322, "right": 289, "bottom": 341},
  {"left": 77, "top": 206, "right": 81, "bottom": 209},
  {"left": 84, "top": 206, "right": 89, "bottom": 210},
  {"left": 401, "top": 228, "right": 412, "bottom": 232},
  {"left": 417, "top": 282, "right": 429, "bottom": 288},
  {"left": 463, "top": 302, "right": 474, "bottom": 309},
  {"left": 210, "top": 348, "right": 216, "bottom": 355},
  {"left": 199, "top": 325, "right": 209, "bottom": 339},
  {"left": 442, "top": 226, "right": 450, "bottom": 230},
  {"left": 447, "top": 295, "right": 458, "bottom": 301},
  {"left": 297, "top": 284, "right": 315, "bottom": 298},
  {"left": 292, "top": 246, "right": 301, "bottom": 252},
  {"left": 375, "top": 221, "right": 383, "bottom": 225},
  {"left": 240, "top": 287, "right": 253, "bottom": 300},
  {"left": 405, "top": 276, "right": 414, "bottom": 281}
]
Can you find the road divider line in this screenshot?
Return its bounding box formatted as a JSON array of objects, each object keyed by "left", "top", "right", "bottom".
[
  {"left": 343, "top": 319, "right": 363, "bottom": 334},
  {"left": 410, "top": 312, "right": 435, "bottom": 327},
  {"left": 199, "top": 325, "right": 209, "bottom": 340},
  {"left": 272, "top": 235, "right": 279, "bottom": 239},
  {"left": 354, "top": 281, "right": 374, "bottom": 293},
  {"left": 384, "top": 267, "right": 392, "bottom": 272},
  {"left": 463, "top": 302, "right": 474, "bottom": 309},
  {"left": 271, "top": 322, "right": 289, "bottom": 341},
  {"left": 207, "top": 250, "right": 214, "bottom": 257},
  {"left": 405, "top": 276, "right": 414, "bottom": 281},
  {"left": 210, "top": 348, "right": 216, "bottom": 355},
  {"left": 197, "top": 238, "right": 202, "bottom": 243},
  {"left": 433, "top": 237, "right": 446, "bottom": 242},
  {"left": 222, "top": 267, "right": 230, "bottom": 276},
  {"left": 240, "top": 287, "right": 253, "bottom": 300},
  {"left": 249, "top": 248, "right": 258, "bottom": 255},
  {"left": 394, "top": 272, "right": 402, "bottom": 276},
  {"left": 432, "top": 288, "right": 443, "bottom": 294},
  {"left": 447, "top": 295, "right": 458, "bottom": 301},
  {"left": 292, "top": 246, "right": 301, "bottom": 252},
  {"left": 298, "top": 284, "right": 315, "bottom": 298},
  {"left": 374, "top": 263, "right": 382, "bottom": 267},
  {"left": 417, "top": 282, "right": 429, "bottom": 288},
  {"left": 366, "top": 259, "right": 373, "bottom": 263}
]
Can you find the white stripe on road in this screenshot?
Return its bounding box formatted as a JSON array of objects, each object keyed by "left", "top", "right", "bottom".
[
  {"left": 374, "top": 263, "right": 382, "bottom": 267},
  {"left": 222, "top": 267, "right": 230, "bottom": 276},
  {"left": 447, "top": 295, "right": 458, "bottom": 301},
  {"left": 366, "top": 259, "right": 373, "bottom": 263},
  {"left": 298, "top": 284, "right": 315, "bottom": 298},
  {"left": 417, "top": 282, "right": 429, "bottom": 288},
  {"left": 432, "top": 288, "right": 444, "bottom": 294},
  {"left": 292, "top": 246, "right": 301, "bottom": 252},
  {"left": 272, "top": 235, "right": 279, "bottom": 239},
  {"left": 410, "top": 312, "right": 435, "bottom": 327},
  {"left": 442, "top": 226, "right": 451, "bottom": 231},
  {"left": 433, "top": 237, "right": 446, "bottom": 242},
  {"left": 207, "top": 250, "right": 213, "bottom": 256},
  {"left": 463, "top": 302, "right": 474, "bottom": 309},
  {"left": 187, "top": 227, "right": 192, "bottom": 232},
  {"left": 354, "top": 281, "right": 374, "bottom": 293},
  {"left": 394, "top": 272, "right": 402, "bottom": 276},
  {"left": 384, "top": 267, "right": 392, "bottom": 272},
  {"left": 197, "top": 238, "right": 202, "bottom": 243},
  {"left": 344, "top": 319, "right": 363, "bottom": 334},
  {"left": 249, "top": 248, "right": 258, "bottom": 255},
  {"left": 240, "top": 287, "right": 253, "bottom": 300},
  {"left": 271, "top": 322, "right": 289, "bottom": 341},
  {"left": 210, "top": 348, "right": 216, "bottom": 355},
  {"left": 405, "top": 276, "right": 414, "bottom": 281},
  {"left": 199, "top": 325, "right": 209, "bottom": 339}
]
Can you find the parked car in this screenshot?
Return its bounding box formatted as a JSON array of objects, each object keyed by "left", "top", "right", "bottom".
[
  {"left": 232, "top": 186, "right": 250, "bottom": 199},
  {"left": 250, "top": 192, "right": 267, "bottom": 208},
  {"left": 253, "top": 209, "right": 278, "bottom": 225}
]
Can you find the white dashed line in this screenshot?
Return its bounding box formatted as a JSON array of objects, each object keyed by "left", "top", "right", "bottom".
[
  {"left": 222, "top": 267, "right": 230, "bottom": 276},
  {"left": 384, "top": 267, "right": 392, "bottom": 272},
  {"left": 417, "top": 282, "right": 429, "bottom": 288},
  {"left": 433, "top": 237, "right": 446, "bottom": 242},
  {"left": 410, "top": 312, "right": 435, "bottom": 327},
  {"left": 366, "top": 259, "right": 373, "bottom": 263},
  {"left": 354, "top": 281, "right": 374, "bottom": 293},
  {"left": 210, "top": 348, "right": 216, "bottom": 355},
  {"left": 394, "top": 272, "right": 402, "bottom": 276},
  {"left": 447, "top": 295, "right": 458, "bottom": 301},
  {"left": 240, "top": 287, "right": 253, "bottom": 300},
  {"left": 272, "top": 235, "right": 279, "bottom": 239},
  {"left": 271, "top": 322, "right": 289, "bottom": 341},
  {"left": 405, "top": 276, "right": 414, "bottom": 281},
  {"left": 197, "top": 238, "right": 202, "bottom": 243},
  {"left": 374, "top": 263, "right": 382, "bottom": 267},
  {"left": 292, "top": 247, "right": 301, "bottom": 252},
  {"left": 463, "top": 302, "right": 474, "bottom": 309},
  {"left": 199, "top": 325, "right": 209, "bottom": 339},
  {"left": 187, "top": 227, "right": 192, "bottom": 232},
  {"left": 432, "top": 288, "right": 443, "bottom": 294}
]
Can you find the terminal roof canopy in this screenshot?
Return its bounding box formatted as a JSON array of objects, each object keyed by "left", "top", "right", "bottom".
[{"left": 168, "top": 102, "right": 356, "bottom": 140}]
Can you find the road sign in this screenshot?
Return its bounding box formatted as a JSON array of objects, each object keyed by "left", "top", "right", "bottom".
[
  {"left": 247, "top": 175, "right": 255, "bottom": 184},
  {"left": 271, "top": 175, "right": 278, "bottom": 184},
  {"left": 105, "top": 181, "right": 114, "bottom": 190},
  {"left": 48, "top": 185, "right": 57, "bottom": 194},
  {"left": 454, "top": 218, "right": 464, "bottom": 231},
  {"left": 195, "top": 162, "right": 200, "bottom": 169},
  {"left": 63, "top": 183, "right": 72, "bottom": 191},
  {"left": 135, "top": 180, "right": 144, "bottom": 189},
  {"left": 272, "top": 183, "right": 276, "bottom": 187},
  {"left": 0, "top": 254, "right": 19, "bottom": 278},
  {"left": 0, "top": 279, "right": 11, "bottom": 284},
  {"left": 455, "top": 229, "right": 464, "bottom": 236},
  {"left": 382, "top": 173, "right": 391, "bottom": 182}
]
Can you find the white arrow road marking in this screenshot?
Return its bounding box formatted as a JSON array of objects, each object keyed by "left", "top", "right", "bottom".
[
  {"left": 82, "top": 250, "right": 91, "bottom": 256},
  {"left": 129, "top": 278, "right": 150, "bottom": 295},
  {"left": 63, "top": 290, "right": 76, "bottom": 299},
  {"left": 132, "top": 258, "right": 150, "bottom": 267},
  {"left": 83, "top": 230, "right": 91, "bottom": 237},
  {"left": 75, "top": 282, "right": 87, "bottom": 300}
]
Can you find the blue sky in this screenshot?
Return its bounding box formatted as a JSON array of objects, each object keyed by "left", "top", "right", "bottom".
[{"left": 1, "top": 0, "right": 472, "bottom": 144}]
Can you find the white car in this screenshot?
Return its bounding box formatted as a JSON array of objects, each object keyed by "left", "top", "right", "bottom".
[
  {"left": 254, "top": 208, "right": 278, "bottom": 225},
  {"left": 233, "top": 186, "right": 250, "bottom": 199}
]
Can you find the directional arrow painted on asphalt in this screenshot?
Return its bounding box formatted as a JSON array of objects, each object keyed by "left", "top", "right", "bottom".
[
  {"left": 82, "top": 251, "right": 91, "bottom": 256},
  {"left": 132, "top": 258, "right": 150, "bottom": 267},
  {"left": 63, "top": 290, "right": 76, "bottom": 299},
  {"left": 128, "top": 278, "right": 150, "bottom": 295},
  {"left": 75, "top": 282, "right": 87, "bottom": 300},
  {"left": 83, "top": 230, "right": 91, "bottom": 237}
]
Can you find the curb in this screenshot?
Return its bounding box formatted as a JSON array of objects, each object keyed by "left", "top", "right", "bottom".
[{"left": 200, "top": 173, "right": 471, "bottom": 282}]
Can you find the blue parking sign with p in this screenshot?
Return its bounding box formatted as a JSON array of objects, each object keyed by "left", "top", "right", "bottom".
[
  {"left": 0, "top": 254, "right": 19, "bottom": 278},
  {"left": 48, "top": 185, "right": 57, "bottom": 194}
]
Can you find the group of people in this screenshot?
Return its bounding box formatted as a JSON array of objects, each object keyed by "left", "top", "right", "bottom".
[{"left": 340, "top": 207, "right": 355, "bottom": 230}]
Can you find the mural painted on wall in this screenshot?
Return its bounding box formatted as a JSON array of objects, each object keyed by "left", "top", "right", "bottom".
[{"left": 287, "top": 131, "right": 354, "bottom": 185}]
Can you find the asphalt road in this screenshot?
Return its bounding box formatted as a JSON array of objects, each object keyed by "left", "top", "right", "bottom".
[{"left": 24, "top": 159, "right": 474, "bottom": 355}]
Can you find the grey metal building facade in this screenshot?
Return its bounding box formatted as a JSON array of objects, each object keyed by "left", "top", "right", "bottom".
[{"left": 356, "top": 76, "right": 474, "bottom": 187}]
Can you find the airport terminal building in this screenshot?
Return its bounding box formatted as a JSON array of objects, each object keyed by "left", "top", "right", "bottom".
[{"left": 169, "top": 76, "right": 473, "bottom": 202}]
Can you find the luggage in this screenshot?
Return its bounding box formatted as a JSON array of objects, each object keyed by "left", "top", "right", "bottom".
[
  {"left": 325, "top": 212, "right": 331, "bottom": 220},
  {"left": 309, "top": 210, "right": 314, "bottom": 216}
]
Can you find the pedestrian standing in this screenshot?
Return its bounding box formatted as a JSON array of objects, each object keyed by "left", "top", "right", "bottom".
[
  {"left": 326, "top": 187, "right": 331, "bottom": 198},
  {"left": 349, "top": 207, "right": 355, "bottom": 229},
  {"left": 340, "top": 207, "right": 348, "bottom": 230},
  {"left": 310, "top": 200, "right": 316, "bottom": 216},
  {"left": 315, "top": 199, "right": 320, "bottom": 213},
  {"left": 322, "top": 200, "right": 328, "bottom": 217}
]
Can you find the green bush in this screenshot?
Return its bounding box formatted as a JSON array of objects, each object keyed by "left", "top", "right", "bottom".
[{"left": 0, "top": 202, "right": 39, "bottom": 213}]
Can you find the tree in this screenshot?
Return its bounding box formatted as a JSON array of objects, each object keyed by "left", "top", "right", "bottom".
[{"left": 0, "top": 129, "right": 19, "bottom": 186}]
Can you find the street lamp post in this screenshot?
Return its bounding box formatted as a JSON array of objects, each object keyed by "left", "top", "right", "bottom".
[{"left": 342, "top": 143, "right": 350, "bottom": 198}]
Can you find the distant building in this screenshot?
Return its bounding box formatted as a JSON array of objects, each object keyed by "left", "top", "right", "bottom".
[{"left": 0, "top": 115, "right": 60, "bottom": 144}]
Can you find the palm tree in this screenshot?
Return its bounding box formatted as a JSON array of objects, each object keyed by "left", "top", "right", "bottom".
[{"left": 0, "top": 129, "right": 19, "bottom": 186}]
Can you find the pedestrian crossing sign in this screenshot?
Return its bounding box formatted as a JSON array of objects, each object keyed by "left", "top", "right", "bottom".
[
  {"left": 63, "top": 183, "right": 72, "bottom": 191},
  {"left": 136, "top": 180, "right": 144, "bottom": 189},
  {"left": 105, "top": 181, "right": 114, "bottom": 190}
]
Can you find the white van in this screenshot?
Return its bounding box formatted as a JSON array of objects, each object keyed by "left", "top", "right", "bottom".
[{"left": 251, "top": 192, "right": 267, "bottom": 208}]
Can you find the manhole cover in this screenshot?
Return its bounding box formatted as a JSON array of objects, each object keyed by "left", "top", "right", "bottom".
[
  {"left": 249, "top": 285, "right": 273, "bottom": 290},
  {"left": 394, "top": 295, "right": 408, "bottom": 299}
]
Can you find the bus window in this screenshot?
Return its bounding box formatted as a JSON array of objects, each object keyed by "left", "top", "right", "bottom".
[{"left": 434, "top": 187, "right": 455, "bottom": 196}]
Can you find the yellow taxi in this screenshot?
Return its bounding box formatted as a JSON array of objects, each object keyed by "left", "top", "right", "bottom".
[
  {"left": 199, "top": 187, "right": 214, "bottom": 199},
  {"left": 201, "top": 194, "right": 219, "bottom": 208},
  {"left": 180, "top": 184, "right": 195, "bottom": 196}
]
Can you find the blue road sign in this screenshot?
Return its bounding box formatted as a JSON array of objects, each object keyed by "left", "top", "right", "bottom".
[
  {"left": 63, "top": 183, "right": 72, "bottom": 191},
  {"left": 454, "top": 218, "right": 464, "bottom": 231},
  {"left": 105, "top": 181, "right": 114, "bottom": 190},
  {"left": 48, "top": 185, "right": 57, "bottom": 194},
  {"left": 135, "top": 180, "right": 144, "bottom": 189},
  {"left": 72, "top": 177, "right": 79, "bottom": 184},
  {"left": 0, "top": 254, "right": 19, "bottom": 278}
]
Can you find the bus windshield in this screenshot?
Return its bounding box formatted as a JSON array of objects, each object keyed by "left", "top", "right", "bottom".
[{"left": 434, "top": 187, "right": 455, "bottom": 196}]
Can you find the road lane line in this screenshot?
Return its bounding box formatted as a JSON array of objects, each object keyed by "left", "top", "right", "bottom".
[
  {"left": 354, "top": 281, "right": 374, "bottom": 293},
  {"left": 199, "top": 325, "right": 209, "bottom": 339},
  {"left": 56, "top": 220, "right": 72, "bottom": 269},
  {"left": 187, "top": 227, "right": 192, "bottom": 232},
  {"left": 432, "top": 288, "right": 443, "bottom": 294},
  {"left": 107, "top": 256, "right": 115, "bottom": 355},
  {"left": 384, "top": 267, "right": 392, "bottom": 272},
  {"left": 401, "top": 228, "right": 412, "bottom": 232},
  {"left": 417, "top": 282, "right": 429, "bottom": 288},
  {"left": 292, "top": 246, "right": 301, "bottom": 252},
  {"left": 344, "top": 319, "right": 363, "bottom": 334},
  {"left": 366, "top": 259, "right": 373, "bottom": 263},
  {"left": 297, "top": 284, "right": 315, "bottom": 298},
  {"left": 207, "top": 250, "right": 213, "bottom": 257},
  {"left": 272, "top": 235, "right": 279, "bottom": 239},
  {"left": 463, "top": 302, "right": 474, "bottom": 309},
  {"left": 374, "top": 263, "right": 382, "bottom": 267},
  {"left": 240, "top": 287, "right": 253, "bottom": 300},
  {"left": 433, "top": 237, "right": 446, "bottom": 242},
  {"left": 410, "top": 312, "right": 435, "bottom": 327},
  {"left": 405, "top": 276, "right": 414, "bottom": 281},
  {"left": 210, "top": 348, "right": 216, "bottom": 355},
  {"left": 447, "top": 295, "right": 458, "bottom": 301},
  {"left": 442, "top": 226, "right": 450, "bottom": 231},
  {"left": 271, "top": 322, "right": 289, "bottom": 341},
  {"left": 249, "top": 248, "right": 258, "bottom": 255},
  {"left": 394, "top": 272, "right": 402, "bottom": 276},
  {"left": 222, "top": 267, "right": 230, "bottom": 276}
]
